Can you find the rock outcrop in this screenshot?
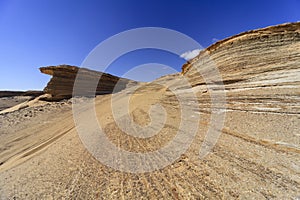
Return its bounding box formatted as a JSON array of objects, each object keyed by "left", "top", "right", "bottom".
[
  {"left": 182, "top": 22, "right": 300, "bottom": 115},
  {"left": 40, "top": 65, "right": 137, "bottom": 100}
]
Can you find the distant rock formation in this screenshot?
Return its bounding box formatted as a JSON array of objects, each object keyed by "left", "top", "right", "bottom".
[
  {"left": 40, "top": 65, "right": 137, "bottom": 100},
  {"left": 181, "top": 22, "right": 300, "bottom": 114},
  {"left": 0, "top": 91, "right": 43, "bottom": 98},
  {"left": 0, "top": 91, "right": 44, "bottom": 112}
]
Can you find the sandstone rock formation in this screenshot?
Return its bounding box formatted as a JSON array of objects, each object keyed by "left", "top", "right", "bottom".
[
  {"left": 1, "top": 23, "right": 299, "bottom": 199},
  {"left": 40, "top": 65, "right": 137, "bottom": 100},
  {"left": 182, "top": 22, "right": 300, "bottom": 115}
]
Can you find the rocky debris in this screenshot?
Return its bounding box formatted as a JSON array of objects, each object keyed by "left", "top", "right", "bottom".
[
  {"left": 0, "top": 91, "right": 44, "bottom": 112},
  {"left": 0, "top": 94, "right": 53, "bottom": 115},
  {"left": 0, "top": 99, "right": 71, "bottom": 134},
  {"left": 40, "top": 65, "right": 137, "bottom": 101},
  {"left": 0, "top": 96, "right": 32, "bottom": 112},
  {"left": 182, "top": 22, "right": 300, "bottom": 114}
]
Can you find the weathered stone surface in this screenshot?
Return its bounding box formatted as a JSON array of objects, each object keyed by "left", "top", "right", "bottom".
[
  {"left": 182, "top": 22, "right": 300, "bottom": 115},
  {"left": 40, "top": 65, "right": 137, "bottom": 100}
]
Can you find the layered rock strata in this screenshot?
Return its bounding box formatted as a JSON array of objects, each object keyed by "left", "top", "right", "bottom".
[
  {"left": 181, "top": 22, "right": 300, "bottom": 115},
  {"left": 40, "top": 65, "right": 137, "bottom": 100}
]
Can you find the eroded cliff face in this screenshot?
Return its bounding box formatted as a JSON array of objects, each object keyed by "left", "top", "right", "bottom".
[
  {"left": 40, "top": 65, "right": 137, "bottom": 100},
  {"left": 182, "top": 22, "right": 300, "bottom": 114}
]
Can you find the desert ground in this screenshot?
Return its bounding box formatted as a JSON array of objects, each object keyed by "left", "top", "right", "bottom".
[
  {"left": 0, "top": 22, "right": 299, "bottom": 199},
  {"left": 0, "top": 79, "right": 299, "bottom": 199}
]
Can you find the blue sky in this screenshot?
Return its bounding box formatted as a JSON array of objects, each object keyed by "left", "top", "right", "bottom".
[{"left": 0, "top": 0, "right": 299, "bottom": 90}]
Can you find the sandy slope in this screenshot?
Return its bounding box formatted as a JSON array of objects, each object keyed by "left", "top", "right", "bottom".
[
  {"left": 0, "top": 80, "right": 299, "bottom": 199},
  {"left": 0, "top": 23, "right": 300, "bottom": 199},
  {"left": 0, "top": 96, "right": 33, "bottom": 112}
]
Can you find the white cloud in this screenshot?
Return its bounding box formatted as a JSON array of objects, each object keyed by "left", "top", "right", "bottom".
[
  {"left": 180, "top": 49, "right": 201, "bottom": 61},
  {"left": 212, "top": 38, "right": 219, "bottom": 43}
]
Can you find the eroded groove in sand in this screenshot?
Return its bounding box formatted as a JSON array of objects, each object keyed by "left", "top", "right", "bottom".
[
  {"left": 222, "top": 127, "right": 300, "bottom": 154},
  {"left": 0, "top": 126, "right": 74, "bottom": 172}
]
